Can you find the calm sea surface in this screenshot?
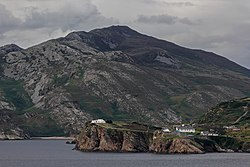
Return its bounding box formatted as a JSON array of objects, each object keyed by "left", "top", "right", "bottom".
[{"left": 0, "top": 140, "right": 249, "bottom": 167}]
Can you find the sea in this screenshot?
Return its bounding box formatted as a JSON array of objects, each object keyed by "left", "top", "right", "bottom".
[{"left": 0, "top": 140, "right": 249, "bottom": 167}]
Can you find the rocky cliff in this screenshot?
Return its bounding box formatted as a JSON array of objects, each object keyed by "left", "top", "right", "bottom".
[
  {"left": 76, "top": 123, "right": 249, "bottom": 154},
  {"left": 1, "top": 26, "right": 250, "bottom": 136},
  {"left": 76, "top": 122, "right": 152, "bottom": 152},
  {"left": 209, "top": 136, "right": 250, "bottom": 153},
  {"left": 149, "top": 131, "right": 222, "bottom": 154}
]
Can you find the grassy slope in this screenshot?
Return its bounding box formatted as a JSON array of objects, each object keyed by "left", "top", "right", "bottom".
[
  {"left": 0, "top": 79, "right": 33, "bottom": 112},
  {"left": 15, "top": 107, "right": 65, "bottom": 137},
  {"left": 0, "top": 78, "right": 64, "bottom": 136},
  {"left": 64, "top": 80, "right": 135, "bottom": 121},
  {"left": 199, "top": 97, "right": 250, "bottom": 126},
  {"left": 94, "top": 121, "right": 161, "bottom": 133}
]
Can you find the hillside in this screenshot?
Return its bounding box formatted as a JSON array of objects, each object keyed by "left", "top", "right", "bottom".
[
  {"left": 0, "top": 25, "right": 250, "bottom": 136},
  {"left": 199, "top": 97, "right": 250, "bottom": 126}
]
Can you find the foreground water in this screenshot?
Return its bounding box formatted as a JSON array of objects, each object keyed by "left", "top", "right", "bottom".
[{"left": 0, "top": 140, "right": 249, "bottom": 167}]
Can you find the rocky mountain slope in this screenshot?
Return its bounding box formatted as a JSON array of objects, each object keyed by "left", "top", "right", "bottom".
[
  {"left": 199, "top": 97, "right": 250, "bottom": 126},
  {"left": 0, "top": 26, "right": 250, "bottom": 136},
  {"left": 0, "top": 44, "right": 30, "bottom": 139}
]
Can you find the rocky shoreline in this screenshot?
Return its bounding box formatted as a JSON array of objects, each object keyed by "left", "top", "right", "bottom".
[
  {"left": 0, "top": 134, "right": 28, "bottom": 140},
  {"left": 0, "top": 135, "right": 74, "bottom": 141},
  {"left": 1, "top": 122, "right": 249, "bottom": 154},
  {"left": 0, "top": 130, "right": 30, "bottom": 140},
  {"left": 75, "top": 123, "right": 250, "bottom": 154},
  {"left": 31, "top": 136, "right": 75, "bottom": 140}
]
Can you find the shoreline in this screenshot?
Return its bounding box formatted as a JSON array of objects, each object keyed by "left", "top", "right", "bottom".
[
  {"left": 0, "top": 136, "right": 75, "bottom": 141},
  {"left": 31, "top": 136, "right": 75, "bottom": 140}
]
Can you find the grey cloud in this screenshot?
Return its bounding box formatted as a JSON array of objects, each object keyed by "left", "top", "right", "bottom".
[
  {"left": 137, "top": 14, "right": 177, "bottom": 24},
  {"left": 0, "top": 1, "right": 118, "bottom": 48},
  {"left": 0, "top": 1, "right": 117, "bottom": 35},
  {"left": 179, "top": 18, "right": 201, "bottom": 25},
  {"left": 141, "top": 0, "right": 195, "bottom": 6},
  {"left": 0, "top": 34, "right": 4, "bottom": 40},
  {"left": 0, "top": 4, "right": 22, "bottom": 34},
  {"left": 136, "top": 14, "right": 199, "bottom": 25},
  {"left": 23, "top": 2, "right": 117, "bottom": 32},
  {"left": 164, "top": 2, "right": 195, "bottom": 7}
]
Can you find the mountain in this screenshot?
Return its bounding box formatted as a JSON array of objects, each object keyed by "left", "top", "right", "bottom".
[
  {"left": 0, "top": 44, "right": 29, "bottom": 139},
  {"left": 199, "top": 97, "right": 250, "bottom": 126},
  {"left": 0, "top": 44, "right": 23, "bottom": 55},
  {"left": 0, "top": 25, "right": 250, "bottom": 136}
]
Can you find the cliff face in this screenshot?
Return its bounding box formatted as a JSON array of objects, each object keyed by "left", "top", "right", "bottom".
[
  {"left": 149, "top": 131, "right": 223, "bottom": 154},
  {"left": 209, "top": 136, "right": 250, "bottom": 153},
  {"left": 76, "top": 123, "right": 152, "bottom": 152},
  {"left": 149, "top": 138, "right": 204, "bottom": 154},
  {"left": 76, "top": 124, "right": 237, "bottom": 154}
]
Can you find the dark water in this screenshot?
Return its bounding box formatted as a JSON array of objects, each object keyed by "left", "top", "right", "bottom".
[{"left": 0, "top": 140, "right": 249, "bottom": 167}]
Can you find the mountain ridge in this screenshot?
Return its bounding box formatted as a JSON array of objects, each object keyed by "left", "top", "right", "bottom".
[{"left": 66, "top": 26, "right": 250, "bottom": 76}]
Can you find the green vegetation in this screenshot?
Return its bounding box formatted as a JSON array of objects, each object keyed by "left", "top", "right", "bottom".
[
  {"left": 0, "top": 79, "right": 33, "bottom": 112},
  {"left": 65, "top": 82, "right": 134, "bottom": 121},
  {"left": 0, "top": 78, "right": 65, "bottom": 137},
  {"left": 198, "top": 97, "right": 250, "bottom": 143},
  {"left": 199, "top": 97, "right": 250, "bottom": 126},
  {"left": 163, "top": 134, "right": 180, "bottom": 140},
  {"left": 93, "top": 121, "right": 161, "bottom": 133},
  {"left": 166, "top": 95, "right": 200, "bottom": 120},
  {"left": 15, "top": 107, "right": 65, "bottom": 137},
  {"left": 53, "top": 74, "right": 69, "bottom": 87},
  {"left": 226, "top": 128, "right": 250, "bottom": 142}
]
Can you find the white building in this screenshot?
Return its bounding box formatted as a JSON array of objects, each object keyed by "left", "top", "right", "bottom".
[
  {"left": 176, "top": 124, "right": 195, "bottom": 133},
  {"left": 91, "top": 119, "right": 106, "bottom": 124},
  {"left": 162, "top": 128, "right": 171, "bottom": 133}
]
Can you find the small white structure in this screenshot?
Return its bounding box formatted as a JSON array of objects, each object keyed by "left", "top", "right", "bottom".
[
  {"left": 200, "top": 131, "right": 219, "bottom": 136},
  {"left": 162, "top": 128, "right": 171, "bottom": 133},
  {"left": 176, "top": 124, "right": 195, "bottom": 133},
  {"left": 91, "top": 119, "right": 106, "bottom": 124},
  {"left": 224, "top": 125, "right": 240, "bottom": 131}
]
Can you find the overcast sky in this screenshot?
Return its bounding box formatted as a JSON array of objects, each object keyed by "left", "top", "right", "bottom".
[{"left": 0, "top": 0, "right": 250, "bottom": 68}]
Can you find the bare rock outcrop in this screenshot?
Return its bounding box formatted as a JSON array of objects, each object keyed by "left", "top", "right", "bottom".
[{"left": 76, "top": 123, "right": 151, "bottom": 152}]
